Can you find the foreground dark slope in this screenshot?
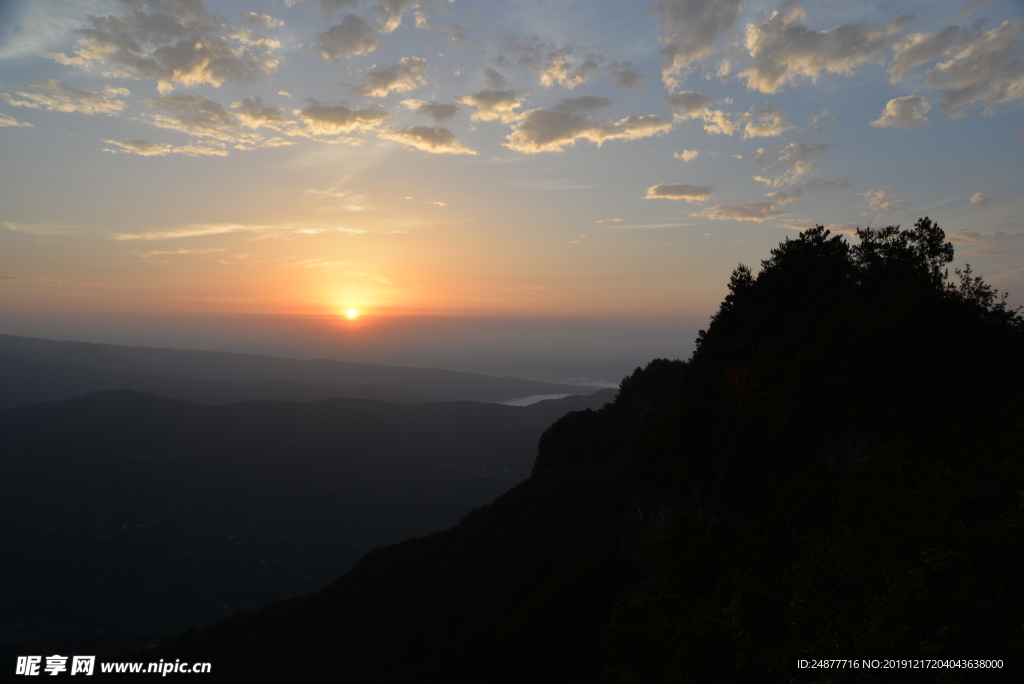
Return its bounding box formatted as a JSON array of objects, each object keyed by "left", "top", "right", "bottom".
[
  {"left": 153, "top": 220, "right": 1024, "bottom": 683},
  {"left": 0, "top": 335, "right": 586, "bottom": 403},
  {"left": 0, "top": 389, "right": 614, "bottom": 657}
]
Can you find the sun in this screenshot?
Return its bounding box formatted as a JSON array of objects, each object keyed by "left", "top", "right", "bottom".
[{"left": 346, "top": 309, "right": 358, "bottom": 319}]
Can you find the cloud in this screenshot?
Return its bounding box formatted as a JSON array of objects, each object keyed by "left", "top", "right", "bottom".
[
  {"left": 697, "top": 201, "right": 790, "bottom": 221},
  {"left": 48, "top": 1, "right": 281, "bottom": 93},
  {"left": 505, "top": 105, "right": 670, "bottom": 153},
  {"left": 379, "top": 126, "right": 477, "bottom": 154},
  {"left": 871, "top": 95, "right": 931, "bottom": 129},
  {"left": 231, "top": 97, "right": 291, "bottom": 130},
  {"left": 608, "top": 61, "right": 646, "bottom": 92},
  {"left": 888, "top": 24, "right": 979, "bottom": 82},
  {"left": 455, "top": 89, "right": 524, "bottom": 123},
  {"left": 294, "top": 102, "right": 391, "bottom": 135},
  {"left": 674, "top": 149, "right": 699, "bottom": 161},
  {"left": 948, "top": 229, "right": 1023, "bottom": 247},
  {"left": 595, "top": 218, "right": 623, "bottom": 223},
  {"left": 498, "top": 38, "right": 601, "bottom": 89},
  {"left": 138, "top": 248, "right": 226, "bottom": 258},
  {"left": 970, "top": 192, "right": 992, "bottom": 205},
  {"left": 0, "top": 275, "right": 66, "bottom": 286},
  {"left": 550, "top": 96, "right": 615, "bottom": 114},
  {"left": 403, "top": 100, "right": 460, "bottom": 121},
  {"left": 483, "top": 68, "right": 508, "bottom": 90},
  {"left": 356, "top": 57, "right": 429, "bottom": 97},
  {"left": 376, "top": 0, "right": 449, "bottom": 33},
  {"left": 741, "top": 103, "right": 791, "bottom": 138},
  {"left": 701, "top": 110, "right": 738, "bottom": 135},
  {"left": 924, "top": 19, "right": 1024, "bottom": 119},
  {"left": 317, "top": 15, "right": 379, "bottom": 62},
  {"left": 662, "top": 91, "right": 718, "bottom": 120},
  {"left": 145, "top": 94, "right": 238, "bottom": 140},
  {"left": 754, "top": 141, "right": 831, "bottom": 185},
  {"left": 645, "top": 184, "right": 714, "bottom": 202},
  {"left": 778, "top": 219, "right": 861, "bottom": 236},
  {"left": 242, "top": 12, "right": 283, "bottom": 29},
  {"left": 1, "top": 78, "right": 129, "bottom": 115},
  {"left": 860, "top": 188, "right": 904, "bottom": 214},
  {"left": 765, "top": 178, "right": 851, "bottom": 204},
  {"left": 102, "top": 139, "right": 230, "bottom": 156},
  {"left": 740, "top": 5, "right": 912, "bottom": 93},
  {"left": 0, "top": 112, "right": 32, "bottom": 127},
  {"left": 654, "top": 0, "right": 742, "bottom": 87}
]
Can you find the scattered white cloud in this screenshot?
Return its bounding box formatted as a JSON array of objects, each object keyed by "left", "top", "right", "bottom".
[
  {"left": 0, "top": 112, "right": 32, "bottom": 127},
  {"left": 702, "top": 110, "right": 738, "bottom": 135},
  {"left": 47, "top": 1, "right": 281, "bottom": 93},
  {"left": 317, "top": 15, "right": 379, "bottom": 62},
  {"left": 429, "top": 200, "right": 447, "bottom": 206},
  {"left": 455, "top": 89, "right": 524, "bottom": 123},
  {"left": 232, "top": 97, "right": 292, "bottom": 131},
  {"left": 595, "top": 218, "right": 623, "bottom": 223},
  {"left": 740, "top": 5, "right": 911, "bottom": 93},
  {"left": 377, "top": 0, "right": 449, "bottom": 33},
  {"left": 403, "top": 99, "right": 460, "bottom": 121},
  {"left": 924, "top": 19, "right": 1024, "bottom": 118},
  {"left": 765, "top": 178, "right": 851, "bottom": 204},
  {"left": 145, "top": 95, "right": 238, "bottom": 141},
  {"left": 741, "top": 103, "right": 792, "bottom": 138},
  {"left": 754, "top": 141, "right": 831, "bottom": 185},
  {"left": 294, "top": 102, "right": 390, "bottom": 136},
  {"left": 242, "top": 12, "right": 283, "bottom": 29},
  {"left": 551, "top": 96, "right": 615, "bottom": 114},
  {"left": 860, "top": 187, "right": 904, "bottom": 214},
  {"left": 356, "top": 57, "right": 429, "bottom": 97},
  {"left": 970, "top": 191, "right": 992, "bottom": 205},
  {"left": 496, "top": 38, "right": 601, "bottom": 90},
  {"left": 871, "top": 95, "right": 931, "bottom": 129},
  {"left": 662, "top": 91, "right": 719, "bottom": 120},
  {"left": 480, "top": 68, "right": 506, "bottom": 90},
  {"left": 2, "top": 79, "right": 129, "bottom": 115},
  {"left": 138, "top": 248, "right": 226, "bottom": 258},
  {"left": 888, "top": 24, "right": 979, "bottom": 82},
  {"left": 645, "top": 184, "right": 714, "bottom": 202},
  {"left": 505, "top": 105, "right": 670, "bottom": 153},
  {"left": 379, "top": 126, "right": 477, "bottom": 154},
  {"left": 102, "top": 139, "right": 230, "bottom": 157},
  {"left": 696, "top": 201, "right": 790, "bottom": 221},
  {"left": 674, "top": 149, "right": 699, "bottom": 161},
  {"left": 654, "top": 0, "right": 742, "bottom": 88},
  {"left": 608, "top": 61, "right": 646, "bottom": 92}
]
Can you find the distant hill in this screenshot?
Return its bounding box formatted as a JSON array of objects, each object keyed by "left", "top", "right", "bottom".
[
  {"left": 0, "top": 387, "right": 616, "bottom": 657},
  {"left": 0, "top": 335, "right": 592, "bottom": 404},
  {"left": 0, "top": 353, "right": 431, "bottom": 410}
]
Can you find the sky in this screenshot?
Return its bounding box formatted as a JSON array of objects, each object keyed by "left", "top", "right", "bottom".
[{"left": 1, "top": 0, "right": 1022, "bottom": 383}]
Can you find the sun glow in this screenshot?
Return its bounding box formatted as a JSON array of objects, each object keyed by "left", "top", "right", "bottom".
[{"left": 346, "top": 309, "right": 358, "bottom": 319}]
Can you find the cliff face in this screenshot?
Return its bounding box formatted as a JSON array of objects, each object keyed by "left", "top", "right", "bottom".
[{"left": 158, "top": 222, "right": 1024, "bottom": 683}]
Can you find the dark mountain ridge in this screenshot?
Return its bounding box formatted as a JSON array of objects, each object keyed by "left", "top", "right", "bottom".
[
  {"left": 0, "top": 335, "right": 590, "bottom": 403},
  {"left": 148, "top": 219, "right": 1023, "bottom": 682},
  {"left": 0, "top": 353, "right": 431, "bottom": 410}
]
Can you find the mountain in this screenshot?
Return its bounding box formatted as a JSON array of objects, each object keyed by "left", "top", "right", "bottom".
[
  {"left": 0, "top": 335, "right": 592, "bottom": 404},
  {"left": 0, "top": 387, "right": 616, "bottom": 658},
  {"left": 0, "top": 353, "right": 431, "bottom": 410},
  {"left": 147, "top": 219, "right": 1023, "bottom": 682}
]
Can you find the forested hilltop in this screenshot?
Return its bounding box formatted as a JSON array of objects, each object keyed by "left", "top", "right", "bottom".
[{"left": 157, "top": 219, "right": 1024, "bottom": 682}]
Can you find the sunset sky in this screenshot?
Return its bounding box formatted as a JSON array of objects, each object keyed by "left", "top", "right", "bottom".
[{"left": 1, "top": 0, "right": 1022, "bottom": 382}]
